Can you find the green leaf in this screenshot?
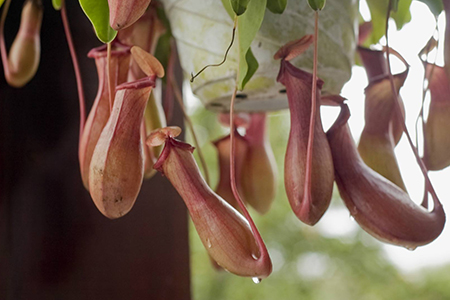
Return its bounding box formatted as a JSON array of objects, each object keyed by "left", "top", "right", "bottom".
[
  {"left": 231, "top": 0, "right": 251, "bottom": 15},
  {"left": 52, "top": 0, "right": 62, "bottom": 10},
  {"left": 366, "top": 0, "right": 412, "bottom": 44},
  {"left": 307, "top": 0, "right": 326, "bottom": 10},
  {"left": 237, "top": 0, "right": 266, "bottom": 90},
  {"left": 266, "top": 0, "right": 287, "bottom": 13},
  {"left": 417, "top": 0, "right": 443, "bottom": 16},
  {"left": 0, "top": 0, "right": 4, "bottom": 9},
  {"left": 78, "top": 0, "right": 117, "bottom": 43},
  {"left": 391, "top": 0, "right": 399, "bottom": 11},
  {"left": 391, "top": 0, "right": 412, "bottom": 29},
  {"left": 241, "top": 49, "right": 258, "bottom": 89}
]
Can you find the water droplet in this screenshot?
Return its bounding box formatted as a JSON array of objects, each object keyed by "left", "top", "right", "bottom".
[
  {"left": 252, "top": 277, "right": 262, "bottom": 284},
  {"left": 206, "top": 239, "right": 212, "bottom": 248},
  {"left": 405, "top": 246, "right": 417, "bottom": 251},
  {"left": 251, "top": 254, "right": 258, "bottom": 260}
]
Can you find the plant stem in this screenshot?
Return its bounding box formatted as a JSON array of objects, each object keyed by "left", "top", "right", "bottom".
[
  {"left": 107, "top": 42, "right": 113, "bottom": 112},
  {"left": 61, "top": 1, "right": 86, "bottom": 142},
  {"left": 415, "top": 25, "right": 439, "bottom": 152},
  {"left": 385, "top": 0, "right": 441, "bottom": 209},
  {"left": 170, "top": 76, "right": 211, "bottom": 186},
  {"left": 304, "top": 11, "right": 319, "bottom": 203},
  {"left": 229, "top": 85, "right": 270, "bottom": 272},
  {"left": 0, "top": 0, "right": 11, "bottom": 77}
]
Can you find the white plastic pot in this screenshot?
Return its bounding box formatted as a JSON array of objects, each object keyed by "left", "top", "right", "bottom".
[{"left": 164, "top": 0, "right": 358, "bottom": 112}]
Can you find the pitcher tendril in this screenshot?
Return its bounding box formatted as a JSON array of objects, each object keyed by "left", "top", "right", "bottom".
[
  {"left": 229, "top": 84, "right": 272, "bottom": 279},
  {"left": 385, "top": 0, "right": 438, "bottom": 201},
  {"left": 304, "top": 10, "right": 320, "bottom": 209},
  {"left": 170, "top": 74, "right": 211, "bottom": 186},
  {"left": 190, "top": 16, "right": 237, "bottom": 83},
  {"left": 106, "top": 41, "right": 113, "bottom": 112},
  {"left": 415, "top": 30, "right": 439, "bottom": 151},
  {"left": 61, "top": 0, "right": 86, "bottom": 142}
]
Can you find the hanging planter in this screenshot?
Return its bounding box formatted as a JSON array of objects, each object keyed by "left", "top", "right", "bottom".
[{"left": 163, "top": 0, "right": 358, "bottom": 112}]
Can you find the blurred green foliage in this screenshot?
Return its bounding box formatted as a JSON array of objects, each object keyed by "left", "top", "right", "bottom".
[{"left": 185, "top": 100, "right": 450, "bottom": 300}]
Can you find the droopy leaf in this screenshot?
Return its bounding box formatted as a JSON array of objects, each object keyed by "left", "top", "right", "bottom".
[
  {"left": 79, "top": 0, "right": 117, "bottom": 43},
  {"left": 237, "top": 0, "right": 266, "bottom": 90},
  {"left": 366, "top": 0, "right": 412, "bottom": 44},
  {"left": 52, "top": 0, "right": 62, "bottom": 10},
  {"left": 220, "top": 0, "right": 265, "bottom": 89},
  {"left": 231, "top": 0, "right": 251, "bottom": 15},
  {"left": 417, "top": 0, "right": 443, "bottom": 16},
  {"left": 392, "top": 0, "right": 413, "bottom": 28},
  {"left": 241, "top": 49, "right": 258, "bottom": 89},
  {"left": 391, "top": 0, "right": 399, "bottom": 11},
  {"left": 267, "top": 0, "right": 287, "bottom": 13}
]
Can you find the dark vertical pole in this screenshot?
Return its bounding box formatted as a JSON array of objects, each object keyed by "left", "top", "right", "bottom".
[{"left": 0, "top": 1, "right": 190, "bottom": 299}]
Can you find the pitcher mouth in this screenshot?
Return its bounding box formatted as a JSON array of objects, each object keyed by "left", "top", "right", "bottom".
[
  {"left": 87, "top": 40, "right": 131, "bottom": 59},
  {"left": 153, "top": 137, "right": 195, "bottom": 174},
  {"left": 116, "top": 75, "right": 156, "bottom": 91}
]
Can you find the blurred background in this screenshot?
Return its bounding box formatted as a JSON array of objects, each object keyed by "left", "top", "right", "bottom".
[{"left": 186, "top": 1, "right": 450, "bottom": 299}]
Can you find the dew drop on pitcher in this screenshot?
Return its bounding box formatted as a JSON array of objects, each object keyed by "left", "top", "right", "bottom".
[{"left": 252, "top": 277, "right": 262, "bottom": 284}]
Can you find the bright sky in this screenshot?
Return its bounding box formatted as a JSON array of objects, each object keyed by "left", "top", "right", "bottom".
[{"left": 319, "top": 0, "right": 450, "bottom": 273}]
